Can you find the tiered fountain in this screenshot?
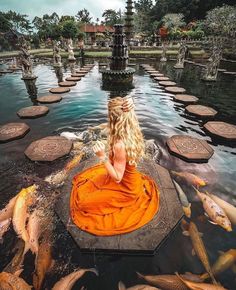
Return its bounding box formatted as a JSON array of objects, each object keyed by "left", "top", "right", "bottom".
[{"left": 101, "top": 24, "right": 135, "bottom": 88}]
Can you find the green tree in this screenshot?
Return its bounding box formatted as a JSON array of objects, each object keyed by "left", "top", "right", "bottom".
[
  {"left": 205, "top": 5, "right": 236, "bottom": 37},
  {"left": 1, "top": 10, "right": 32, "bottom": 33},
  {"left": 76, "top": 9, "right": 92, "bottom": 23},
  {"left": 102, "top": 9, "right": 123, "bottom": 26},
  {"left": 61, "top": 20, "right": 78, "bottom": 39},
  {"left": 33, "top": 13, "right": 60, "bottom": 40},
  {"left": 134, "top": 0, "right": 153, "bottom": 34},
  {"left": 0, "top": 12, "right": 11, "bottom": 32}
]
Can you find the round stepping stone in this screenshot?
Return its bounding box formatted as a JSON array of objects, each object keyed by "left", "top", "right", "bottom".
[
  {"left": 0, "top": 123, "right": 30, "bottom": 143},
  {"left": 155, "top": 77, "right": 170, "bottom": 81},
  {"left": 25, "top": 136, "right": 73, "bottom": 162},
  {"left": 186, "top": 105, "right": 217, "bottom": 118},
  {"left": 17, "top": 106, "right": 49, "bottom": 119},
  {"left": 159, "top": 81, "right": 177, "bottom": 86},
  {"left": 204, "top": 121, "right": 236, "bottom": 141},
  {"left": 167, "top": 135, "right": 214, "bottom": 162},
  {"left": 65, "top": 77, "right": 81, "bottom": 82},
  {"left": 49, "top": 87, "right": 70, "bottom": 94},
  {"left": 37, "top": 95, "right": 62, "bottom": 104},
  {"left": 165, "top": 87, "right": 186, "bottom": 94},
  {"left": 146, "top": 70, "right": 156, "bottom": 73},
  {"left": 80, "top": 69, "right": 90, "bottom": 73},
  {"left": 59, "top": 81, "right": 76, "bottom": 87},
  {"left": 174, "top": 94, "right": 199, "bottom": 104}
]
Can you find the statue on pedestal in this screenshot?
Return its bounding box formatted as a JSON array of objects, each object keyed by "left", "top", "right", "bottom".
[
  {"left": 18, "top": 38, "right": 37, "bottom": 80},
  {"left": 202, "top": 45, "right": 222, "bottom": 81},
  {"left": 160, "top": 42, "right": 167, "bottom": 62},
  {"left": 53, "top": 41, "right": 62, "bottom": 67},
  {"left": 67, "top": 39, "right": 76, "bottom": 61},
  {"left": 174, "top": 41, "right": 187, "bottom": 69}
]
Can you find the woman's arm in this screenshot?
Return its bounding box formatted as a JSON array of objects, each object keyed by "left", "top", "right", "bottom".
[{"left": 93, "top": 141, "right": 126, "bottom": 183}]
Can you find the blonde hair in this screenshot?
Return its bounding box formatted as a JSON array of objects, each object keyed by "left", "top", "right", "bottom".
[{"left": 108, "top": 97, "right": 145, "bottom": 166}]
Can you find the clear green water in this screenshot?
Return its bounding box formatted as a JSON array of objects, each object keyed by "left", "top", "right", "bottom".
[{"left": 0, "top": 60, "right": 236, "bottom": 289}]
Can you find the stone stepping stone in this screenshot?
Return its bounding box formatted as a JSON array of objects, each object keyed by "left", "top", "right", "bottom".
[
  {"left": 218, "top": 69, "right": 227, "bottom": 72},
  {"left": 37, "top": 95, "right": 62, "bottom": 104},
  {"left": 186, "top": 105, "right": 217, "bottom": 118},
  {"left": 155, "top": 77, "right": 170, "bottom": 81},
  {"left": 49, "top": 87, "right": 70, "bottom": 94},
  {"left": 25, "top": 136, "right": 73, "bottom": 162},
  {"left": 80, "top": 69, "right": 90, "bottom": 73},
  {"left": 73, "top": 73, "right": 86, "bottom": 77},
  {"left": 59, "top": 81, "right": 76, "bottom": 87},
  {"left": 65, "top": 77, "right": 81, "bottom": 82},
  {"left": 165, "top": 87, "right": 186, "bottom": 94},
  {"left": 0, "top": 70, "right": 13, "bottom": 74},
  {"left": 223, "top": 71, "right": 236, "bottom": 75},
  {"left": 167, "top": 135, "right": 214, "bottom": 162},
  {"left": 173, "top": 94, "right": 199, "bottom": 104},
  {"left": 0, "top": 123, "right": 30, "bottom": 143},
  {"left": 204, "top": 121, "right": 236, "bottom": 141},
  {"left": 146, "top": 70, "right": 156, "bottom": 73},
  {"left": 159, "top": 81, "right": 177, "bottom": 86},
  {"left": 150, "top": 73, "right": 161, "bottom": 77},
  {"left": 17, "top": 106, "right": 49, "bottom": 119}
]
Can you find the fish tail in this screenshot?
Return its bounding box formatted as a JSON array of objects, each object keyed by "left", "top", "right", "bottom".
[
  {"left": 23, "top": 241, "right": 31, "bottom": 257},
  {"left": 86, "top": 268, "right": 99, "bottom": 276},
  {"left": 209, "top": 271, "right": 217, "bottom": 285}
]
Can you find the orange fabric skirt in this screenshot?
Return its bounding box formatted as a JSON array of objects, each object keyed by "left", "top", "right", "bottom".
[{"left": 70, "top": 163, "right": 160, "bottom": 236}]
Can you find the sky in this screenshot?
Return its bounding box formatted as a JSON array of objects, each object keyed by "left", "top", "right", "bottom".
[{"left": 0, "top": 0, "right": 127, "bottom": 21}]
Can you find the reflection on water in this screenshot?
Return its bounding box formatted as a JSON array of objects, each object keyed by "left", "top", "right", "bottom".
[
  {"left": 23, "top": 79, "right": 38, "bottom": 105},
  {"left": 0, "top": 61, "right": 236, "bottom": 289}
]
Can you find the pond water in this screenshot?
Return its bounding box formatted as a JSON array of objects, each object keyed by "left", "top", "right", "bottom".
[{"left": 0, "top": 60, "right": 236, "bottom": 289}]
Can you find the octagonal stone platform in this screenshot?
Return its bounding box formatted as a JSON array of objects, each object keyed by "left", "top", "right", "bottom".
[
  {"left": 204, "top": 121, "right": 236, "bottom": 141},
  {"left": 59, "top": 81, "right": 76, "bottom": 87},
  {"left": 25, "top": 136, "right": 73, "bottom": 161},
  {"left": 165, "top": 87, "right": 186, "bottom": 94},
  {"left": 173, "top": 94, "right": 199, "bottom": 104},
  {"left": 159, "top": 81, "right": 177, "bottom": 87},
  {"left": 186, "top": 105, "right": 217, "bottom": 118},
  {"left": 49, "top": 87, "right": 70, "bottom": 94},
  {"left": 56, "top": 158, "right": 183, "bottom": 254},
  {"left": 17, "top": 106, "right": 49, "bottom": 119},
  {"left": 66, "top": 77, "right": 81, "bottom": 82},
  {"left": 0, "top": 123, "right": 30, "bottom": 143},
  {"left": 167, "top": 135, "right": 214, "bottom": 162},
  {"left": 72, "top": 73, "right": 86, "bottom": 77},
  {"left": 37, "top": 95, "right": 62, "bottom": 104},
  {"left": 155, "top": 77, "right": 170, "bottom": 81}
]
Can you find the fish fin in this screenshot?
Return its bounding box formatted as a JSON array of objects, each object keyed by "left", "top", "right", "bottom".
[
  {"left": 183, "top": 204, "right": 191, "bottom": 218},
  {"left": 218, "top": 250, "right": 225, "bottom": 255},
  {"left": 204, "top": 212, "right": 210, "bottom": 218},
  {"left": 182, "top": 231, "right": 189, "bottom": 237},
  {"left": 23, "top": 241, "right": 31, "bottom": 256},
  {"left": 231, "top": 264, "right": 236, "bottom": 273},
  {"left": 198, "top": 232, "right": 204, "bottom": 237},
  {"left": 87, "top": 268, "right": 99, "bottom": 276},
  {"left": 208, "top": 220, "right": 218, "bottom": 225},
  {"left": 136, "top": 272, "right": 145, "bottom": 279},
  {"left": 118, "top": 281, "right": 126, "bottom": 290},
  {"left": 14, "top": 269, "right": 24, "bottom": 276},
  {"left": 192, "top": 248, "right": 196, "bottom": 256}
]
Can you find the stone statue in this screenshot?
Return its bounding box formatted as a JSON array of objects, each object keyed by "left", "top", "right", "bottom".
[
  {"left": 18, "top": 38, "right": 36, "bottom": 79},
  {"left": 160, "top": 42, "right": 167, "bottom": 62},
  {"left": 67, "top": 38, "right": 76, "bottom": 61},
  {"left": 202, "top": 46, "right": 222, "bottom": 81},
  {"left": 53, "top": 41, "right": 62, "bottom": 67},
  {"left": 174, "top": 41, "right": 187, "bottom": 69}
]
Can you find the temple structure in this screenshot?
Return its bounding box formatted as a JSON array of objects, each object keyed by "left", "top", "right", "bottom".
[
  {"left": 101, "top": 24, "right": 135, "bottom": 88},
  {"left": 124, "top": 0, "right": 134, "bottom": 46}
]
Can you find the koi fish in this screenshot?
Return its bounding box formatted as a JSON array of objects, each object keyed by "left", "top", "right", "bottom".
[
  {"left": 173, "top": 180, "right": 191, "bottom": 218},
  {"left": 0, "top": 218, "right": 11, "bottom": 241},
  {"left": 0, "top": 272, "right": 32, "bottom": 290},
  {"left": 0, "top": 195, "right": 18, "bottom": 222},
  {"left": 52, "top": 268, "right": 98, "bottom": 290},
  {"left": 201, "top": 249, "right": 236, "bottom": 280},
  {"left": 65, "top": 153, "right": 84, "bottom": 172},
  {"left": 33, "top": 231, "right": 54, "bottom": 290},
  {"left": 137, "top": 272, "right": 188, "bottom": 290},
  {"left": 172, "top": 171, "right": 206, "bottom": 187},
  {"left": 208, "top": 193, "right": 236, "bottom": 225},
  {"left": 118, "top": 281, "right": 160, "bottom": 290},
  {"left": 193, "top": 188, "right": 232, "bottom": 232},
  {"left": 12, "top": 185, "right": 38, "bottom": 254},
  {"left": 176, "top": 273, "right": 227, "bottom": 290},
  {"left": 182, "top": 221, "right": 217, "bottom": 284}
]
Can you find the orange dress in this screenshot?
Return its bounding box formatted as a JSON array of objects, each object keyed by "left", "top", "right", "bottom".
[{"left": 70, "top": 162, "right": 160, "bottom": 236}]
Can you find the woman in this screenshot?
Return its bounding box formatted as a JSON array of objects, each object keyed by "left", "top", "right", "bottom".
[{"left": 70, "top": 97, "right": 160, "bottom": 236}]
